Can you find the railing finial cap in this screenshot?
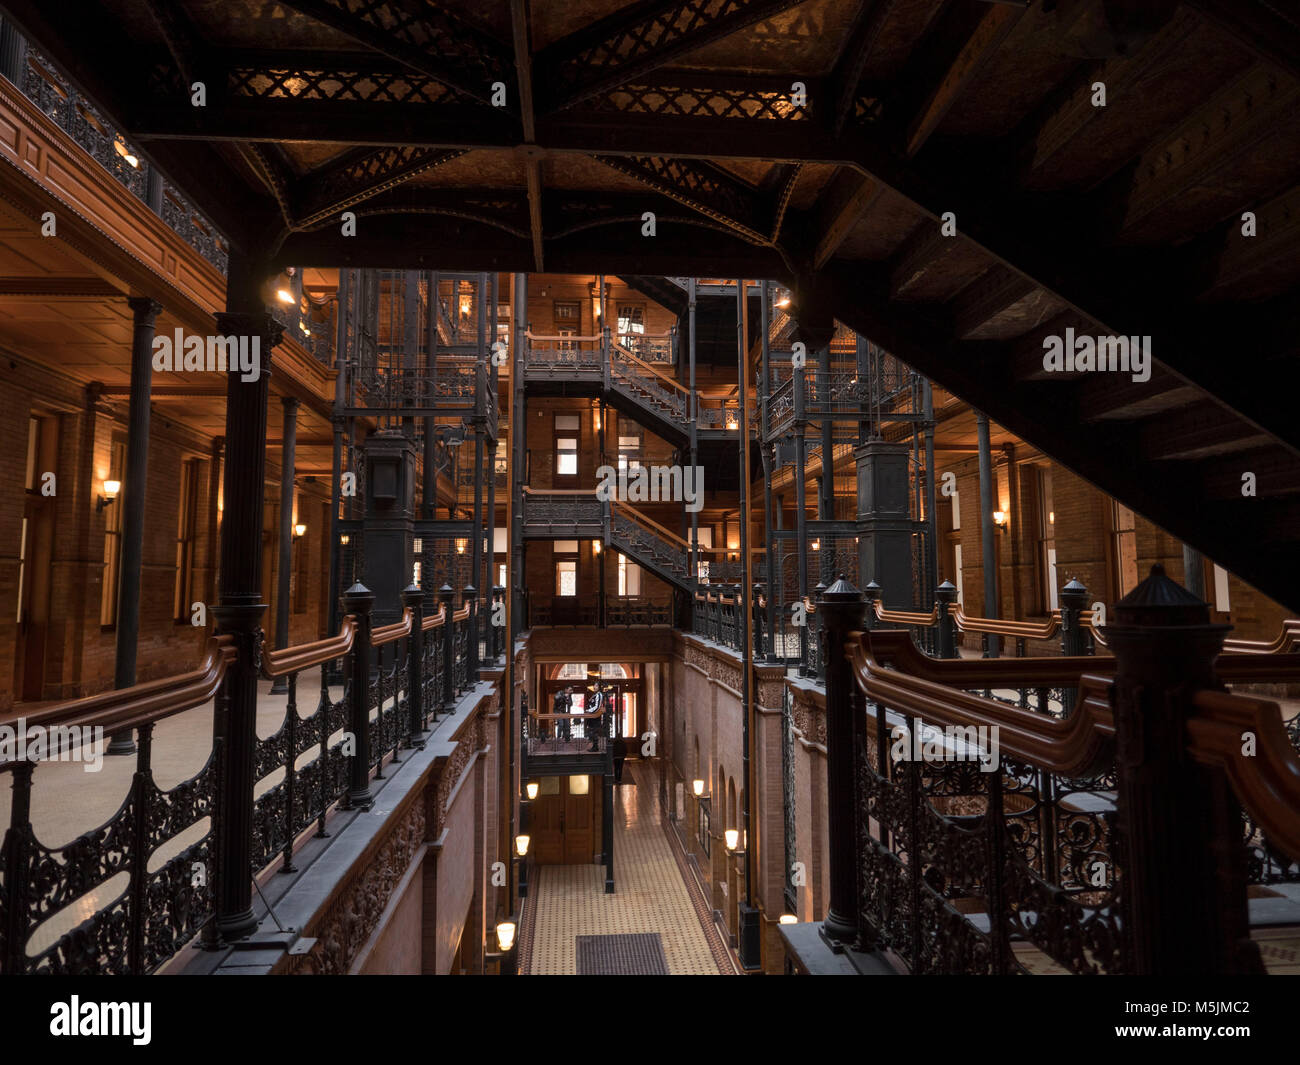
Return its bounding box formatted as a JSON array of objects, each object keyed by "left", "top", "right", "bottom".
[
  {"left": 820, "top": 575, "right": 861, "bottom": 602},
  {"left": 1062, "top": 576, "right": 1087, "bottom": 593},
  {"left": 1114, "top": 563, "right": 1210, "bottom": 628},
  {"left": 343, "top": 581, "right": 372, "bottom": 597}
]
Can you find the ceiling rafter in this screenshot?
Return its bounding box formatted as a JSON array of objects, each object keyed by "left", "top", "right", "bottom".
[
  {"left": 139, "top": 0, "right": 203, "bottom": 89},
  {"left": 592, "top": 155, "right": 773, "bottom": 247},
  {"left": 510, "top": 0, "right": 543, "bottom": 271},
  {"left": 274, "top": 0, "right": 515, "bottom": 109},
  {"left": 536, "top": 0, "right": 807, "bottom": 112},
  {"left": 811, "top": 168, "right": 880, "bottom": 269},
  {"left": 236, "top": 141, "right": 296, "bottom": 231},
  {"left": 830, "top": 0, "right": 896, "bottom": 135},
  {"left": 903, "top": 1, "right": 1024, "bottom": 158},
  {"left": 293, "top": 146, "right": 469, "bottom": 230}
]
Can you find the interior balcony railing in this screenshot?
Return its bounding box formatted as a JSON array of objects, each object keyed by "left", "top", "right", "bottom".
[
  {"left": 521, "top": 487, "right": 603, "bottom": 538},
  {"left": 525, "top": 594, "right": 673, "bottom": 629},
  {"left": 16, "top": 38, "right": 228, "bottom": 275},
  {"left": 0, "top": 586, "right": 477, "bottom": 975},
  {"left": 824, "top": 594, "right": 1300, "bottom": 973},
  {"left": 521, "top": 701, "right": 614, "bottom": 778}
]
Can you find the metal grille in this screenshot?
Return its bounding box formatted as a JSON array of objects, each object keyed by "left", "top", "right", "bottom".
[{"left": 575, "top": 933, "right": 669, "bottom": 975}]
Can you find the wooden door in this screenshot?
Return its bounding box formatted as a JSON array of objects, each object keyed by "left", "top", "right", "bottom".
[
  {"left": 563, "top": 775, "right": 594, "bottom": 863},
  {"left": 532, "top": 777, "right": 564, "bottom": 865}
]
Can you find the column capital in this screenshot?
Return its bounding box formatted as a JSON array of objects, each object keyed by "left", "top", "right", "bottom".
[
  {"left": 281, "top": 394, "right": 300, "bottom": 413},
  {"left": 214, "top": 309, "right": 284, "bottom": 349},
  {"left": 126, "top": 296, "right": 163, "bottom": 325}
]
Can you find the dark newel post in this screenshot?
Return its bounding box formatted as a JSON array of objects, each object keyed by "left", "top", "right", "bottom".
[
  {"left": 935, "top": 580, "right": 958, "bottom": 659},
  {"left": 1107, "top": 565, "right": 1263, "bottom": 974},
  {"left": 819, "top": 575, "right": 867, "bottom": 946},
  {"left": 486, "top": 440, "right": 498, "bottom": 655},
  {"left": 271, "top": 396, "right": 299, "bottom": 693},
  {"left": 108, "top": 296, "right": 162, "bottom": 756},
  {"left": 404, "top": 583, "right": 425, "bottom": 742},
  {"left": 211, "top": 263, "right": 282, "bottom": 941},
  {"left": 464, "top": 584, "right": 479, "bottom": 678},
  {"left": 342, "top": 582, "right": 375, "bottom": 809},
  {"left": 440, "top": 584, "right": 455, "bottom": 709},
  {"left": 603, "top": 773, "right": 615, "bottom": 893},
  {"left": 471, "top": 427, "right": 485, "bottom": 662},
  {"left": 862, "top": 580, "right": 880, "bottom": 631},
  {"left": 1060, "top": 578, "right": 1089, "bottom": 656},
  {"left": 976, "top": 412, "right": 1000, "bottom": 656},
  {"left": 510, "top": 273, "right": 527, "bottom": 631},
  {"left": 688, "top": 278, "right": 699, "bottom": 587},
  {"left": 423, "top": 270, "right": 438, "bottom": 518}
]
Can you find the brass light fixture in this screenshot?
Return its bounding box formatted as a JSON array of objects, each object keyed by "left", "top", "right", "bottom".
[{"left": 97, "top": 479, "right": 121, "bottom": 512}]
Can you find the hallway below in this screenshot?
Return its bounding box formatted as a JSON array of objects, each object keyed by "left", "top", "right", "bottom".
[{"left": 520, "top": 761, "right": 734, "bottom": 975}]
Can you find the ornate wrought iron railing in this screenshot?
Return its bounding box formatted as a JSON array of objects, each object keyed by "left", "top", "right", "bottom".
[
  {"left": 836, "top": 618, "right": 1300, "bottom": 973},
  {"left": 18, "top": 42, "right": 229, "bottom": 274},
  {"left": 0, "top": 584, "right": 477, "bottom": 975}
]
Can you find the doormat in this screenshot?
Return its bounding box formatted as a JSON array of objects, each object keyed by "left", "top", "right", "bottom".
[{"left": 575, "top": 933, "right": 669, "bottom": 975}]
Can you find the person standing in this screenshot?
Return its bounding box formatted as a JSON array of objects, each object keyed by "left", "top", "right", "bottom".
[{"left": 558, "top": 685, "right": 573, "bottom": 742}]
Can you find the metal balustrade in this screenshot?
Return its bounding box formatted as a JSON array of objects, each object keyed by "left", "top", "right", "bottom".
[
  {"left": 819, "top": 571, "right": 1300, "bottom": 974},
  {"left": 0, "top": 585, "right": 477, "bottom": 974},
  {"left": 18, "top": 42, "right": 228, "bottom": 274}
]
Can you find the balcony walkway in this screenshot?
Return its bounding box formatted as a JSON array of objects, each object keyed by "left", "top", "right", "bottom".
[{"left": 519, "top": 760, "right": 734, "bottom": 975}]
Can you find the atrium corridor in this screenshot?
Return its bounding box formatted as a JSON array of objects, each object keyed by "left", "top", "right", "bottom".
[{"left": 520, "top": 761, "right": 734, "bottom": 975}]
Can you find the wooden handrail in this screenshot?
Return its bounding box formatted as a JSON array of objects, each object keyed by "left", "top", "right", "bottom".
[
  {"left": 1, "top": 636, "right": 238, "bottom": 765},
  {"left": 263, "top": 617, "right": 358, "bottom": 677},
  {"left": 873, "top": 600, "right": 939, "bottom": 626},
  {"left": 453, "top": 604, "right": 471, "bottom": 623},
  {"left": 953, "top": 605, "right": 1062, "bottom": 640},
  {"left": 847, "top": 634, "right": 1116, "bottom": 777},
  {"left": 422, "top": 604, "right": 447, "bottom": 631},
  {"left": 1223, "top": 619, "right": 1300, "bottom": 655},
  {"left": 864, "top": 630, "right": 1100, "bottom": 687},
  {"left": 612, "top": 500, "right": 692, "bottom": 549},
  {"left": 1187, "top": 689, "right": 1300, "bottom": 861},
  {"left": 613, "top": 343, "right": 690, "bottom": 395},
  {"left": 372, "top": 607, "right": 414, "bottom": 647},
  {"left": 522, "top": 486, "right": 599, "bottom": 496},
  {"left": 863, "top": 629, "right": 1300, "bottom": 686},
  {"left": 526, "top": 331, "right": 602, "bottom": 342},
  {"left": 528, "top": 708, "right": 607, "bottom": 721}
]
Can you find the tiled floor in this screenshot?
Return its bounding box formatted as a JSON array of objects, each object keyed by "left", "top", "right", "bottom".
[{"left": 522, "top": 762, "right": 726, "bottom": 975}]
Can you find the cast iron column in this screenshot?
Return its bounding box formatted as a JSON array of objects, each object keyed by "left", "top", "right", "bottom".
[
  {"left": 976, "top": 412, "right": 1000, "bottom": 656},
  {"left": 211, "top": 260, "right": 282, "bottom": 942},
  {"left": 271, "top": 396, "right": 298, "bottom": 693},
  {"left": 107, "top": 296, "right": 163, "bottom": 756},
  {"left": 328, "top": 269, "right": 350, "bottom": 639},
  {"left": 819, "top": 576, "right": 867, "bottom": 946}
]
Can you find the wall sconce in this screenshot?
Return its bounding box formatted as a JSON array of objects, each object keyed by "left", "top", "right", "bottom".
[
  {"left": 340, "top": 534, "right": 350, "bottom": 545},
  {"left": 692, "top": 779, "right": 705, "bottom": 797},
  {"left": 1048, "top": 511, "right": 1055, "bottom": 525},
  {"left": 992, "top": 510, "right": 1007, "bottom": 529},
  {"left": 456, "top": 539, "right": 467, "bottom": 554},
  {"left": 97, "top": 479, "right": 121, "bottom": 512},
  {"left": 275, "top": 272, "right": 296, "bottom": 304},
  {"left": 487, "top": 917, "right": 519, "bottom": 975},
  {"left": 526, "top": 781, "right": 539, "bottom": 801},
  {"left": 293, "top": 523, "right": 306, "bottom": 538},
  {"left": 778, "top": 914, "right": 797, "bottom": 925},
  {"left": 811, "top": 538, "right": 820, "bottom": 552},
  {"left": 592, "top": 539, "right": 601, "bottom": 555},
  {"left": 724, "top": 828, "right": 743, "bottom": 853},
  {"left": 514, "top": 834, "right": 530, "bottom": 858}
]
